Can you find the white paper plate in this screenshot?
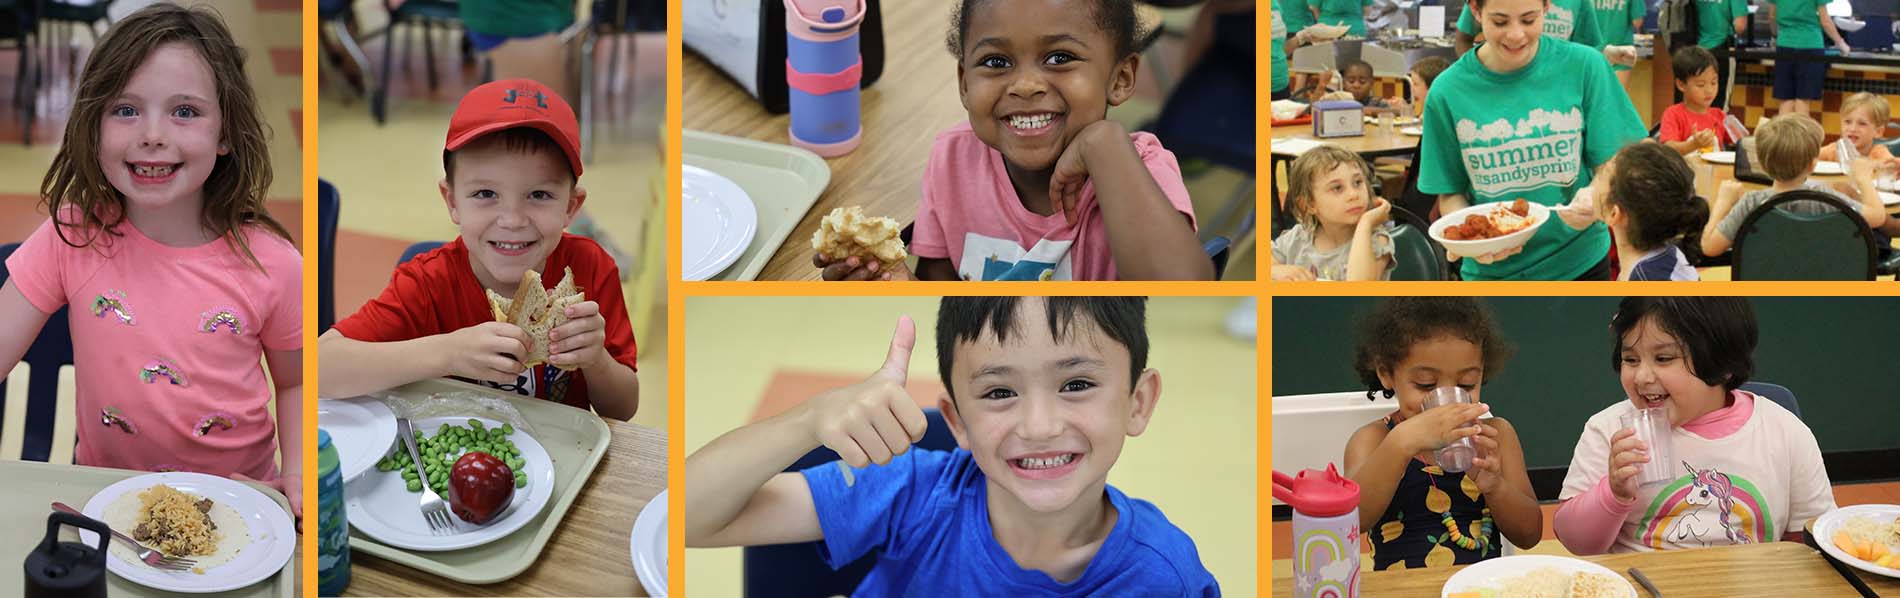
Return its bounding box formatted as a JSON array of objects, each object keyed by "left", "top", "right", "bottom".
[
  {"left": 344, "top": 417, "right": 556, "bottom": 551},
  {"left": 1400, "top": 126, "right": 1423, "bottom": 136},
  {"left": 316, "top": 397, "right": 396, "bottom": 483},
  {"left": 79, "top": 472, "right": 296, "bottom": 594},
  {"left": 1699, "top": 151, "right": 1736, "bottom": 164},
  {"left": 1441, "top": 554, "right": 1636, "bottom": 597},
  {"left": 1813, "top": 504, "right": 1900, "bottom": 578},
  {"left": 1881, "top": 191, "right": 1900, "bottom": 206},
  {"left": 1366, "top": 116, "right": 1420, "bottom": 126},
  {"left": 632, "top": 489, "right": 668, "bottom": 597},
  {"left": 682, "top": 165, "right": 758, "bottom": 281},
  {"left": 1814, "top": 161, "right": 1846, "bottom": 175},
  {"left": 1428, "top": 201, "right": 1550, "bottom": 258},
  {"left": 1306, "top": 23, "right": 1350, "bottom": 40}
]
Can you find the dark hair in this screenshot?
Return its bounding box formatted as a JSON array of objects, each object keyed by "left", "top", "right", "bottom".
[
  {"left": 1353, "top": 297, "right": 1514, "bottom": 400},
  {"left": 1467, "top": 0, "right": 1553, "bottom": 12},
  {"left": 1411, "top": 56, "right": 1451, "bottom": 88},
  {"left": 442, "top": 127, "right": 574, "bottom": 184},
  {"left": 1671, "top": 46, "right": 1716, "bottom": 82},
  {"left": 947, "top": 0, "right": 1140, "bottom": 59},
  {"left": 1602, "top": 141, "right": 1706, "bottom": 252},
  {"left": 1343, "top": 60, "right": 1374, "bottom": 77},
  {"left": 1609, "top": 297, "right": 1755, "bottom": 391},
  {"left": 44, "top": 2, "right": 289, "bottom": 272},
  {"left": 936, "top": 297, "right": 1148, "bottom": 402}
]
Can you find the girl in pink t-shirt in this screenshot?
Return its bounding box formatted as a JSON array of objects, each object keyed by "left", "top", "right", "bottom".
[
  {"left": 0, "top": 4, "right": 303, "bottom": 517},
  {"left": 816, "top": 0, "right": 1207, "bottom": 281}
]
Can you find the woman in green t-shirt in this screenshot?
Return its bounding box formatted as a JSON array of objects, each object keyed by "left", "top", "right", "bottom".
[
  {"left": 1311, "top": 0, "right": 1375, "bottom": 37},
  {"left": 1417, "top": 0, "right": 1647, "bottom": 280},
  {"left": 1591, "top": 0, "right": 1646, "bottom": 87}
]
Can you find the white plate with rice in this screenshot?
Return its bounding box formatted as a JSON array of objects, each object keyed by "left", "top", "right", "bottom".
[
  {"left": 1441, "top": 554, "right": 1636, "bottom": 598},
  {"left": 80, "top": 472, "right": 296, "bottom": 593},
  {"left": 344, "top": 416, "right": 556, "bottom": 551},
  {"left": 1813, "top": 504, "right": 1900, "bottom": 578}
]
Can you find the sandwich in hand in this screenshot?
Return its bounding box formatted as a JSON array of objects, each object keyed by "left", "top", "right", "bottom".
[{"left": 485, "top": 267, "right": 585, "bottom": 370}]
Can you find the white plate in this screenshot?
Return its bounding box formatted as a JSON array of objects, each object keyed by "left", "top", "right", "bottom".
[
  {"left": 631, "top": 489, "right": 668, "bottom": 597},
  {"left": 344, "top": 417, "right": 556, "bottom": 551},
  {"left": 79, "top": 472, "right": 295, "bottom": 594},
  {"left": 1428, "top": 201, "right": 1550, "bottom": 258},
  {"left": 1366, "top": 116, "right": 1420, "bottom": 126},
  {"left": 1882, "top": 191, "right": 1900, "bottom": 206},
  {"left": 1813, "top": 504, "right": 1900, "bottom": 578},
  {"left": 1441, "top": 554, "right": 1636, "bottom": 597},
  {"left": 681, "top": 164, "right": 758, "bottom": 281},
  {"left": 1699, "top": 151, "right": 1736, "bottom": 164},
  {"left": 1814, "top": 160, "right": 1846, "bottom": 175},
  {"left": 1306, "top": 23, "right": 1350, "bottom": 40},
  {"left": 316, "top": 397, "right": 396, "bottom": 483},
  {"left": 1400, "top": 126, "right": 1423, "bottom": 136}
]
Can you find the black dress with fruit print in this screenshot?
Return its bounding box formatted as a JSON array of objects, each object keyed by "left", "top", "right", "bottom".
[{"left": 1368, "top": 415, "right": 1501, "bottom": 570}]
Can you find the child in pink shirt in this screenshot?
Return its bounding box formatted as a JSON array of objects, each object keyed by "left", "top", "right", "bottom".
[
  {"left": 1554, "top": 297, "right": 1833, "bottom": 554},
  {"left": 0, "top": 5, "right": 303, "bottom": 516},
  {"left": 815, "top": 0, "right": 1207, "bottom": 281}
]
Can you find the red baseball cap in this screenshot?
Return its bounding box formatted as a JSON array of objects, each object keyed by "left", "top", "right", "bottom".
[{"left": 445, "top": 78, "right": 583, "bottom": 177}]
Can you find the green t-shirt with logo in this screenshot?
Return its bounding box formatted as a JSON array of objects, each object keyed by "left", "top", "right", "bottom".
[
  {"left": 1283, "top": 0, "right": 1317, "bottom": 38},
  {"left": 1315, "top": 0, "right": 1375, "bottom": 36},
  {"left": 1697, "top": 0, "right": 1749, "bottom": 48},
  {"left": 1769, "top": 0, "right": 1824, "bottom": 49},
  {"left": 1273, "top": 0, "right": 1291, "bottom": 93},
  {"left": 1593, "top": 0, "right": 1646, "bottom": 46},
  {"left": 1458, "top": 0, "right": 1605, "bottom": 49},
  {"left": 1417, "top": 36, "right": 1646, "bottom": 280}
]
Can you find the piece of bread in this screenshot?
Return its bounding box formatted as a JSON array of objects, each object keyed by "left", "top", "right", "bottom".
[
  {"left": 811, "top": 206, "right": 907, "bottom": 264},
  {"left": 484, "top": 267, "right": 585, "bottom": 370}
]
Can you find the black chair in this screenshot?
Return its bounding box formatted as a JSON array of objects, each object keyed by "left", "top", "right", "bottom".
[
  {"left": 320, "top": 0, "right": 372, "bottom": 97},
  {"left": 0, "top": 0, "right": 39, "bottom": 145},
  {"left": 39, "top": 0, "right": 107, "bottom": 79},
  {"left": 318, "top": 179, "right": 339, "bottom": 333},
  {"left": 741, "top": 409, "right": 957, "bottom": 598},
  {"left": 576, "top": 0, "right": 663, "bottom": 162},
  {"left": 1730, "top": 189, "right": 1878, "bottom": 281},
  {"left": 0, "top": 243, "right": 72, "bottom": 462},
  {"left": 1387, "top": 204, "right": 1447, "bottom": 281},
  {"left": 1738, "top": 381, "right": 1800, "bottom": 419},
  {"left": 372, "top": 0, "right": 462, "bottom": 124}
]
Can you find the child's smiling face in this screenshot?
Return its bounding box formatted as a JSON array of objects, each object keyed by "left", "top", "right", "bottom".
[
  {"left": 1377, "top": 334, "right": 1485, "bottom": 420},
  {"left": 439, "top": 138, "right": 584, "bottom": 294},
  {"left": 940, "top": 298, "right": 1156, "bottom": 514},
  {"left": 1617, "top": 316, "right": 1728, "bottom": 426},
  {"left": 98, "top": 41, "right": 226, "bottom": 211},
  {"left": 957, "top": 0, "right": 1137, "bottom": 173}
]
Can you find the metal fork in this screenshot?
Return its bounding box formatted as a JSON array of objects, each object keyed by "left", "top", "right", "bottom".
[
  {"left": 50, "top": 501, "right": 196, "bottom": 571},
  {"left": 397, "top": 418, "right": 457, "bottom": 535}
]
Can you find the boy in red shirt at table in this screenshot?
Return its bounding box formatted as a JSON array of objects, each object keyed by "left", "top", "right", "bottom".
[
  {"left": 1660, "top": 46, "right": 1734, "bottom": 156},
  {"left": 318, "top": 79, "right": 640, "bottom": 420}
]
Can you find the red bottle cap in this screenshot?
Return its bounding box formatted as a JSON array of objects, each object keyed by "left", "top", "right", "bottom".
[{"left": 1271, "top": 464, "right": 1360, "bottom": 518}]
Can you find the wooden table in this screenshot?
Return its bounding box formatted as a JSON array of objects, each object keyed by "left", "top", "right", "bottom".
[
  {"left": 343, "top": 418, "right": 668, "bottom": 596},
  {"left": 682, "top": 0, "right": 965, "bottom": 280},
  {"left": 1804, "top": 518, "right": 1900, "bottom": 596},
  {"left": 1270, "top": 542, "right": 1867, "bottom": 597}
]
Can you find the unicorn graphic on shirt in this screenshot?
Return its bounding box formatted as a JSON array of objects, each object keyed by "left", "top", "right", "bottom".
[{"left": 1663, "top": 461, "right": 1751, "bottom": 547}]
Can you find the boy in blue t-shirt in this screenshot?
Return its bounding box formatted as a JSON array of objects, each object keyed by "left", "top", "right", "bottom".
[{"left": 684, "top": 297, "right": 1219, "bottom": 597}]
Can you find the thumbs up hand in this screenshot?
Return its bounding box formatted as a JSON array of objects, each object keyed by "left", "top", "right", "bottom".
[{"left": 794, "top": 316, "right": 932, "bottom": 468}]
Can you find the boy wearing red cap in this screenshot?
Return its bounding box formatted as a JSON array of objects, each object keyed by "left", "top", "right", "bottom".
[{"left": 319, "top": 79, "right": 639, "bottom": 420}]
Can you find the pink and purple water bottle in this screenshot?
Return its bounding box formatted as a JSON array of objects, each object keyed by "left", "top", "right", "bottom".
[
  {"left": 1273, "top": 464, "right": 1361, "bottom": 598},
  {"left": 784, "top": 0, "right": 865, "bottom": 157}
]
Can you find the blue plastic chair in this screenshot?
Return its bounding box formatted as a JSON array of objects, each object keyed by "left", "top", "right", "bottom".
[
  {"left": 741, "top": 408, "right": 957, "bottom": 598},
  {"left": 318, "top": 179, "right": 339, "bottom": 333},
  {"left": 398, "top": 241, "right": 445, "bottom": 266},
  {"left": 1738, "top": 381, "right": 1800, "bottom": 419},
  {"left": 0, "top": 243, "right": 73, "bottom": 462}
]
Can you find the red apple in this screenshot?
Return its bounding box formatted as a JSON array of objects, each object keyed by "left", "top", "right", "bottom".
[{"left": 448, "top": 452, "right": 515, "bottom": 525}]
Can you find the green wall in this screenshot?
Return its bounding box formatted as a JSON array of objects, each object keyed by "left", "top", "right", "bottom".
[{"left": 1271, "top": 297, "right": 1900, "bottom": 469}]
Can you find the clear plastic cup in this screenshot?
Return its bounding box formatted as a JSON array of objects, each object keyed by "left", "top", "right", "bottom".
[
  {"left": 1423, "top": 386, "right": 1477, "bottom": 473},
  {"left": 1619, "top": 407, "right": 1675, "bottom": 486}
]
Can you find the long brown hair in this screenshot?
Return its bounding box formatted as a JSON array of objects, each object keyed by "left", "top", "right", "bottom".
[{"left": 40, "top": 2, "right": 290, "bottom": 271}]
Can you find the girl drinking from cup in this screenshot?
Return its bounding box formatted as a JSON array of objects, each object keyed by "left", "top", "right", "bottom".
[{"left": 1554, "top": 297, "right": 1835, "bottom": 553}]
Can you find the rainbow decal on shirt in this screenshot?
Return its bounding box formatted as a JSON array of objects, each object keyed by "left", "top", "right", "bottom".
[
  {"left": 140, "top": 359, "right": 188, "bottom": 387},
  {"left": 100, "top": 407, "right": 137, "bottom": 434},
  {"left": 199, "top": 307, "right": 244, "bottom": 334},
  {"left": 90, "top": 290, "right": 135, "bottom": 325},
  {"left": 1293, "top": 526, "right": 1360, "bottom": 598},
  {"left": 195, "top": 412, "right": 236, "bottom": 436},
  {"left": 1638, "top": 461, "right": 1772, "bottom": 549}
]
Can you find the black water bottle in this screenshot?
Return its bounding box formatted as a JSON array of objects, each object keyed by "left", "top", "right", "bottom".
[{"left": 24, "top": 511, "right": 109, "bottom": 598}]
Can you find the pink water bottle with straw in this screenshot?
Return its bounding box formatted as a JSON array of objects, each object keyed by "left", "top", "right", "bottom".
[
  {"left": 784, "top": 0, "right": 865, "bottom": 157},
  {"left": 1273, "top": 465, "right": 1361, "bottom": 598}
]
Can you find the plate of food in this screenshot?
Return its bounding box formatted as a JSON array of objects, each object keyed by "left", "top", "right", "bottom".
[
  {"left": 1698, "top": 151, "right": 1736, "bottom": 164},
  {"left": 1815, "top": 504, "right": 1900, "bottom": 577},
  {"left": 316, "top": 396, "right": 396, "bottom": 483},
  {"left": 1305, "top": 23, "right": 1351, "bottom": 41},
  {"left": 632, "top": 489, "right": 668, "bottom": 597},
  {"left": 682, "top": 164, "right": 758, "bottom": 281},
  {"left": 79, "top": 472, "right": 295, "bottom": 593},
  {"left": 1429, "top": 199, "right": 1549, "bottom": 258},
  {"left": 1813, "top": 160, "right": 1846, "bottom": 175},
  {"left": 345, "top": 416, "right": 556, "bottom": 551},
  {"left": 1442, "top": 555, "right": 1636, "bottom": 598},
  {"left": 1400, "top": 126, "right": 1424, "bottom": 136}
]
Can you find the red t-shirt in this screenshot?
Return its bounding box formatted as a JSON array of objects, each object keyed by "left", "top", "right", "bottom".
[
  {"left": 1659, "top": 103, "right": 1731, "bottom": 148},
  {"left": 332, "top": 234, "right": 637, "bottom": 411}
]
